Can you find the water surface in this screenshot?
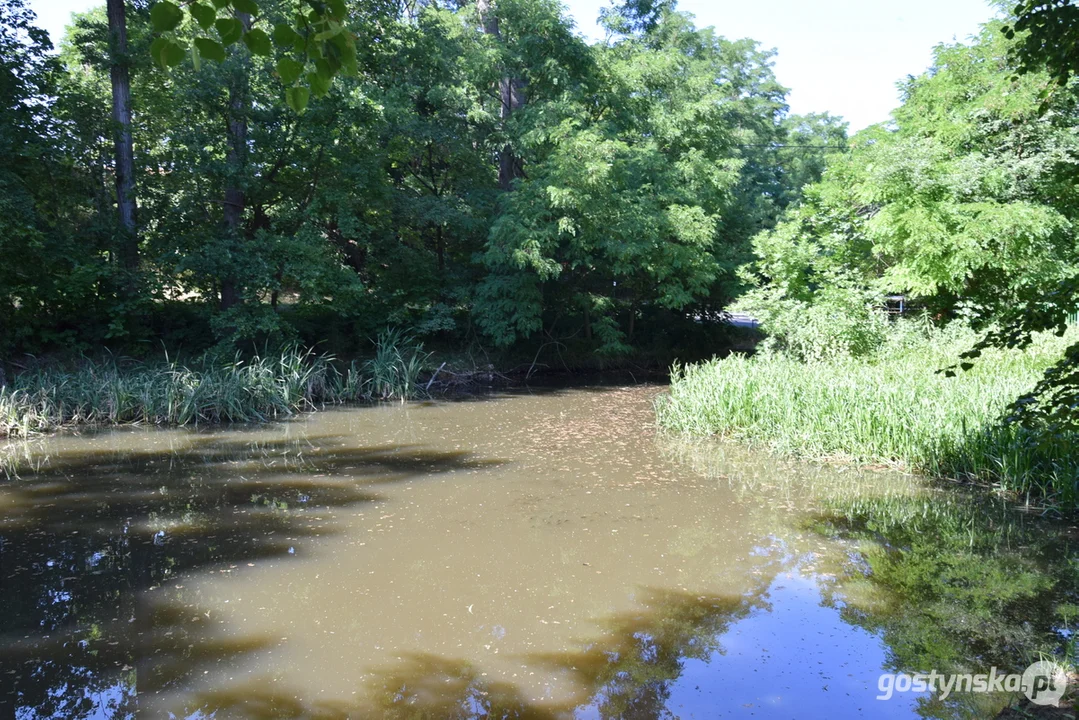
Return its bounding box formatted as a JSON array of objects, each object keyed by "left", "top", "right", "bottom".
[{"left": 0, "top": 386, "right": 1074, "bottom": 718}]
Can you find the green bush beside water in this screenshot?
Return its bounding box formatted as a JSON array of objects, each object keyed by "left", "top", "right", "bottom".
[
  {"left": 0, "top": 332, "right": 430, "bottom": 439},
  {"left": 656, "top": 322, "right": 1079, "bottom": 505}
]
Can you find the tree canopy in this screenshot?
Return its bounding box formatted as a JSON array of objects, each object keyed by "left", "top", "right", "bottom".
[
  {"left": 0, "top": 0, "right": 842, "bottom": 363},
  {"left": 739, "top": 17, "right": 1079, "bottom": 429}
]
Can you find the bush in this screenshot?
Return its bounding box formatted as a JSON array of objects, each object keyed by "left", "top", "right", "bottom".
[{"left": 734, "top": 284, "right": 891, "bottom": 362}]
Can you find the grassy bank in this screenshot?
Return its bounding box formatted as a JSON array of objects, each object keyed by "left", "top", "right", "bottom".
[
  {"left": 0, "top": 332, "right": 431, "bottom": 439},
  {"left": 656, "top": 323, "right": 1079, "bottom": 506}
]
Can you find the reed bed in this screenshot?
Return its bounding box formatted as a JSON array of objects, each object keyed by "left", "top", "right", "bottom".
[
  {"left": 0, "top": 331, "right": 431, "bottom": 439},
  {"left": 656, "top": 324, "right": 1079, "bottom": 506}
]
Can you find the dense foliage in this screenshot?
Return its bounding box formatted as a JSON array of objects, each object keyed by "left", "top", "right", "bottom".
[
  {"left": 741, "top": 22, "right": 1079, "bottom": 332},
  {"left": 736, "top": 20, "right": 1079, "bottom": 437},
  {"left": 0, "top": 0, "right": 843, "bottom": 365},
  {"left": 660, "top": 17, "right": 1079, "bottom": 506},
  {"left": 1006, "top": 0, "right": 1079, "bottom": 90}
]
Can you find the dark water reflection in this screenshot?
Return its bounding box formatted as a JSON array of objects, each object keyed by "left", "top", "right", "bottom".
[
  {"left": 0, "top": 388, "right": 1075, "bottom": 719},
  {"left": 0, "top": 432, "right": 503, "bottom": 718}
]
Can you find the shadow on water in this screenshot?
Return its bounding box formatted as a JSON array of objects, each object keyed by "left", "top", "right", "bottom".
[
  {"left": 167, "top": 488, "right": 792, "bottom": 720},
  {"left": 0, "top": 430, "right": 506, "bottom": 719},
  {"left": 10, "top": 395, "right": 1078, "bottom": 719},
  {"left": 176, "top": 582, "right": 778, "bottom": 720}
]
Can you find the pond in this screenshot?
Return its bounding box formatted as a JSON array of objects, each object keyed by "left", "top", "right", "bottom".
[{"left": 0, "top": 385, "right": 1075, "bottom": 718}]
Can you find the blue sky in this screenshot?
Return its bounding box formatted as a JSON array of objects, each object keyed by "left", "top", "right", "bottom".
[{"left": 28, "top": 0, "right": 996, "bottom": 130}]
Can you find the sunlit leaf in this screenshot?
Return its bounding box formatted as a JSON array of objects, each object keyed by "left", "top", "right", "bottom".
[
  {"left": 276, "top": 57, "right": 304, "bottom": 85},
  {"left": 194, "top": 37, "right": 226, "bottom": 63},
  {"left": 150, "top": 36, "right": 186, "bottom": 68},
  {"left": 308, "top": 70, "right": 331, "bottom": 98},
  {"left": 286, "top": 85, "right": 310, "bottom": 113},
  {"left": 150, "top": 1, "right": 184, "bottom": 32},
  {"left": 243, "top": 28, "right": 272, "bottom": 56},
  {"left": 273, "top": 23, "right": 300, "bottom": 47},
  {"left": 215, "top": 17, "right": 244, "bottom": 46},
  {"left": 232, "top": 0, "right": 260, "bottom": 15},
  {"left": 188, "top": 2, "right": 217, "bottom": 30}
]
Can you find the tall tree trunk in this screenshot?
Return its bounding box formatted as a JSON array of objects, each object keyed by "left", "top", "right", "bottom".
[
  {"left": 498, "top": 77, "right": 525, "bottom": 190},
  {"left": 476, "top": 0, "right": 499, "bottom": 40},
  {"left": 106, "top": 0, "right": 137, "bottom": 269},
  {"left": 477, "top": 0, "right": 526, "bottom": 190},
  {"left": 436, "top": 224, "right": 445, "bottom": 276},
  {"left": 219, "top": 13, "right": 251, "bottom": 311}
]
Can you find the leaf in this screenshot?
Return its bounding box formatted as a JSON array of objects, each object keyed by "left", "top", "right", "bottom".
[
  {"left": 286, "top": 86, "right": 310, "bottom": 113},
  {"left": 188, "top": 2, "right": 217, "bottom": 30},
  {"left": 321, "top": 42, "right": 342, "bottom": 73},
  {"left": 315, "top": 21, "right": 343, "bottom": 42},
  {"left": 150, "top": 37, "right": 186, "bottom": 69},
  {"left": 328, "top": 33, "right": 357, "bottom": 75},
  {"left": 215, "top": 17, "right": 244, "bottom": 46},
  {"left": 276, "top": 57, "right": 304, "bottom": 85},
  {"left": 273, "top": 23, "right": 300, "bottom": 47},
  {"left": 308, "top": 70, "right": 331, "bottom": 98},
  {"left": 149, "top": 36, "right": 168, "bottom": 66},
  {"left": 164, "top": 40, "right": 187, "bottom": 66},
  {"left": 150, "top": 1, "right": 184, "bottom": 32},
  {"left": 190, "top": 41, "right": 201, "bottom": 71},
  {"left": 232, "top": 0, "right": 260, "bottom": 14},
  {"left": 326, "top": 0, "right": 347, "bottom": 18},
  {"left": 194, "top": 37, "right": 226, "bottom": 63},
  {"left": 210, "top": 0, "right": 230, "bottom": 7},
  {"left": 243, "top": 28, "right": 272, "bottom": 56},
  {"left": 340, "top": 52, "right": 358, "bottom": 76}
]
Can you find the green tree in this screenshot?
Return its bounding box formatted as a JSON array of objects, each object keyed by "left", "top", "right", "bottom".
[
  {"left": 474, "top": 5, "right": 792, "bottom": 354},
  {"left": 1005, "top": 0, "right": 1079, "bottom": 89},
  {"left": 0, "top": 0, "right": 125, "bottom": 353},
  {"left": 147, "top": 0, "right": 359, "bottom": 112},
  {"left": 739, "top": 22, "right": 1079, "bottom": 364},
  {"left": 0, "top": 0, "right": 841, "bottom": 360}
]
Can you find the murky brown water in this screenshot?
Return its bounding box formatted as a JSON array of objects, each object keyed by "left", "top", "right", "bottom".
[{"left": 0, "top": 386, "right": 1074, "bottom": 719}]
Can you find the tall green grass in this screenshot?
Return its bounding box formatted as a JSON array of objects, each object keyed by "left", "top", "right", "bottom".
[
  {"left": 0, "top": 331, "right": 432, "bottom": 439},
  {"left": 361, "top": 328, "right": 430, "bottom": 401},
  {"left": 656, "top": 323, "right": 1079, "bottom": 506}
]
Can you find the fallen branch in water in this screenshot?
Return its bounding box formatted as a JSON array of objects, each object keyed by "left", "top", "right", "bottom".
[{"left": 425, "top": 362, "right": 447, "bottom": 392}]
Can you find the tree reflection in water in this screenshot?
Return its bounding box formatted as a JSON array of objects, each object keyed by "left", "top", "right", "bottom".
[
  {"left": 810, "top": 491, "right": 1079, "bottom": 718},
  {"left": 3, "top": 426, "right": 1076, "bottom": 719},
  {"left": 659, "top": 435, "right": 1078, "bottom": 718}
]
